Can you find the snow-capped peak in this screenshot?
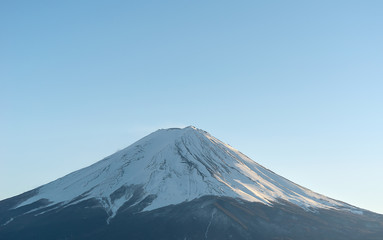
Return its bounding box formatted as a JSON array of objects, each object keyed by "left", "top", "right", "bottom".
[{"left": 16, "top": 126, "right": 361, "bottom": 220}]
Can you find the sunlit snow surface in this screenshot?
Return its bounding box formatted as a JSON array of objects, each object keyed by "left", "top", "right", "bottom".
[{"left": 17, "top": 126, "right": 361, "bottom": 219}]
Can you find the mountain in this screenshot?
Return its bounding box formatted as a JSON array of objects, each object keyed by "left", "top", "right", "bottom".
[{"left": 1, "top": 126, "right": 382, "bottom": 240}]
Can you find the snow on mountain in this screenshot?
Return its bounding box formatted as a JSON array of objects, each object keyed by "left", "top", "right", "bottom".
[{"left": 16, "top": 126, "right": 361, "bottom": 220}]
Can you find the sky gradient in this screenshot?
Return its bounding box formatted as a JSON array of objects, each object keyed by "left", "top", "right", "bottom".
[{"left": 1, "top": 1, "right": 383, "bottom": 213}]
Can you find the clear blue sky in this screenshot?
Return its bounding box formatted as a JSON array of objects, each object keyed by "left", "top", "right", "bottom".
[{"left": 1, "top": 1, "right": 382, "bottom": 213}]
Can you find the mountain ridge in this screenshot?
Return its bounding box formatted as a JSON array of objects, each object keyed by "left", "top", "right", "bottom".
[
  {"left": 13, "top": 126, "right": 362, "bottom": 219},
  {"left": 1, "top": 126, "right": 383, "bottom": 240}
]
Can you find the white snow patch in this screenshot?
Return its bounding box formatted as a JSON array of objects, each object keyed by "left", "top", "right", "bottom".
[
  {"left": 205, "top": 208, "right": 217, "bottom": 239},
  {"left": 2, "top": 218, "right": 13, "bottom": 227}
]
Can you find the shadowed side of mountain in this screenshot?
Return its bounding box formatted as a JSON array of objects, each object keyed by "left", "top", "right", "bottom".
[{"left": 1, "top": 196, "right": 383, "bottom": 240}]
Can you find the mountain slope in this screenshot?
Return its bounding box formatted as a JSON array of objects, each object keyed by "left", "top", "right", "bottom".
[
  {"left": 1, "top": 126, "right": 382, "bottom": 240},
  {"left": 14, "top": 126, "right": 360, "bottom": 216}
]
